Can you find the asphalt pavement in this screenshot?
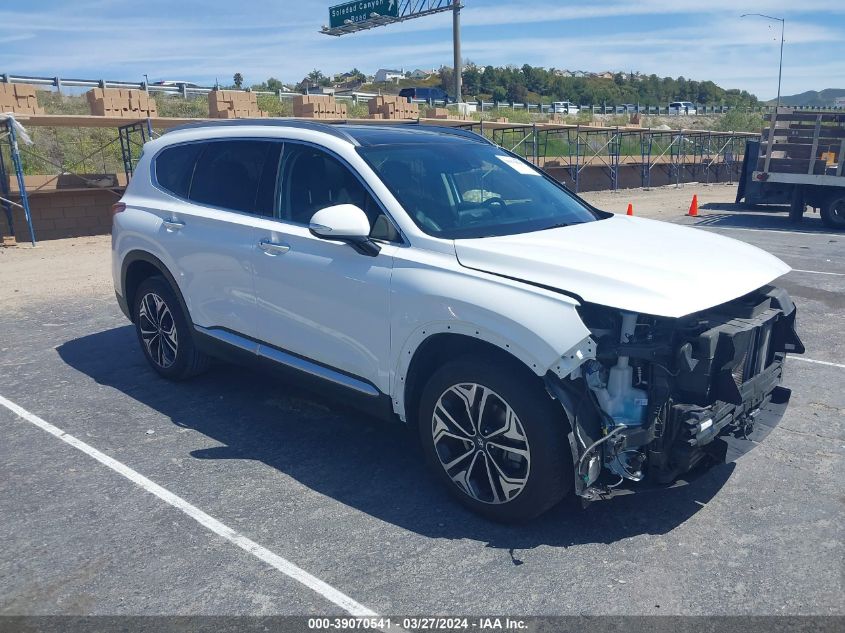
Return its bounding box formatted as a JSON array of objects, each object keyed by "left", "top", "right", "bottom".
[{"left": 0, "top": 204, "right": 842, "bottom": 618}]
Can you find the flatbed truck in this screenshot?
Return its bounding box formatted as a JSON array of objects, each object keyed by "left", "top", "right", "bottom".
[{"left": 737, "top": 108, "right": 845, "bottom": 229}]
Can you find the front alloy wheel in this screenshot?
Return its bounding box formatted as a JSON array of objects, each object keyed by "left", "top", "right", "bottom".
[
  {"left": 432, "top": 383, "right": 530, "bottom": 504},
  {"left": 418, "top": 357, "right": 572, "bottom": 522}
]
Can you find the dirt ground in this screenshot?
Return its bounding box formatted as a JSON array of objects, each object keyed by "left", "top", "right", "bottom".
[
  {"left": 579, "top": 181, "right": 738, "bottom": 218},
  {"left": 1, "top": 234, "right": 113, "bottom": 309},
  {"left": 0, "top": 183, "right": 739, "bottom": 309}
]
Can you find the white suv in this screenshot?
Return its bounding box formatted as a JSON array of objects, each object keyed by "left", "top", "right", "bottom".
[
  {"left": 113, "top": 121, "right": 804, "bottom": 521},
  {"left": 549, "top": 101, "right": 579, "bottom": 115},
  {"left": 669, "top": 101, "right": 697, "bottom": 115}
]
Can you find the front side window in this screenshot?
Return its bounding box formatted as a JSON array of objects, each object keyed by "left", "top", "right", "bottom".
[
  {"left": 279, "top": 144, "right": 399, "bottom": 241},
  {"left": 189, "top": 140, "right": 281, "bottom": 215},
  {"left": 359, "top": 142, "right": 599, "bottom": 239}
]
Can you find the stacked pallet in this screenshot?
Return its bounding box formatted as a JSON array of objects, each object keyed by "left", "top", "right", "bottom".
[
  {"left": 208, "top": 90, "right": 268, "bottom": 119},
  {"left": 0, "top": 83, "right": 44, "bottom": 115},
  {"left": 425, "top": 107, "right": 450, "bottom": 119},
  {"left": 292, "top": 95, "right": 347, "bottom": 119},
  {"left": 368, "top": 96, "right": 419, "bottom": 120},
  {"left": 86, "top": 88, "right": 158, "bottom": 117},
  {"left": 424, "top": 107, "right": 466, "bottom": 121}
]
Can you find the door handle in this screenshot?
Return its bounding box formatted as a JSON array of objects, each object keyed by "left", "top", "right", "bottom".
[
  {"left": 258, "top": 239, "right": 291, "bottom": 255},
  {"left": 162, "top": 219, "right": 185, "bottom": 231}
]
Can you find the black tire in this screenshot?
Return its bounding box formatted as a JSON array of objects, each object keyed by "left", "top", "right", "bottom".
[
  {"left": 820, "top": 192, "right": 845, "bottom": 230},
  {"left": 788, "top": 187, "right": 805, "bottom": 224},
  {"left": 417, "top": 356, "right": 572, "bottom": 522},
  {"left": 132, "top": 276, "right": 210, "bottom": 380}
]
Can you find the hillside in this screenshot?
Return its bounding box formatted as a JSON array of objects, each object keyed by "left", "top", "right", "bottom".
[
  {"left": 396, "top": 65, "right": 760, "bottom": 107},
  {"left": 766, "top": 88, "right": 845, "bottom": 106}
]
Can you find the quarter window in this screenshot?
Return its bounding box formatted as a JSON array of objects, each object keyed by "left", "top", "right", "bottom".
[
  {"left": 155, "top": 143, "right": 203, "bottom": 198},
  {"left": 189, "top": 140, "right": 280, "bottom": 215}
]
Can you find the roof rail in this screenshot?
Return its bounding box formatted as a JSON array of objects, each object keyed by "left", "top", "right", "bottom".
[
  {"left": 164, "top": 118, "right": 359, "bottom": 145},
  {"left": 409, "top": 123, "right": 493, "bottom": 144}
]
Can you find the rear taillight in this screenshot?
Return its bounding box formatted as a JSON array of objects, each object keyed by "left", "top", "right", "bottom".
[{"left": 111, "top": 202, "right": 126, "bottom": 216}]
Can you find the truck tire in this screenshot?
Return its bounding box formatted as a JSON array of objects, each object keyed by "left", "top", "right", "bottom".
[
  {"left": 789, "top": 187, "right": 805, "bottom": 224},
  {"left": 417, "top": 356, "right": 572, "bottom": 522},
  {"left": 820, "top": 192, "right": 845, "bottom": 230}
]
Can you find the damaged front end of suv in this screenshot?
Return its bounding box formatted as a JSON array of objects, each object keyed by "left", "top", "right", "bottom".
[{"left": 547, "top": 285, "right": 805, "bottom": 500}]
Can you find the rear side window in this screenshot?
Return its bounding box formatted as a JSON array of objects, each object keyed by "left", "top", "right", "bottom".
[
  {"left": 190, "top": 140, "right": 280, "bottom": 215},
  {"left": 155, "top": 143, "right": 203, "bottom": 198}
]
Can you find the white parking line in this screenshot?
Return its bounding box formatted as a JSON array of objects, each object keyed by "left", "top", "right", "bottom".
[
  {"left": 0, "top": 394, "right": 377, "bottom": 617},
  {"left": 791, "top": 269, "right": 845, "bottom": 277},
  {"left": 791, "top": 357, "right": 845, "bottom": 369}
]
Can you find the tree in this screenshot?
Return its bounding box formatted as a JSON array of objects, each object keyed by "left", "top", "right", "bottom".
[
  {"left": 405, "top": 61, "right": 758, "bottom": 107},
  {"left": 491, "top": 86, "right": 507, "bottom": 103},
  {"left": 252, "top": 77, "right": 284, "bottom": 92},
  {"left": 346, "top": 68, "right": 367, "bottom": 83},
  {"left": 307, "top": 69, "right": 325, "bottom": 84},
  {"left": 265, "top": 77, "right": 284, "bottom": 91},
  {"left": 506, "top": 81, "right": 528, "bottom": 103},
  {"left": 438, "top": 65, "right": 454, "bottom": 94},
  {"left": 462, "top": 62, "right": 482, "bottom": 97},
  {"left": 233, "top": 73, "right": 243, "bottom": 89}
]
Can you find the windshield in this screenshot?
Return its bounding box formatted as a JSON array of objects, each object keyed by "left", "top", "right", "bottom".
[{"left": 358, "top": 142, "right": 600, "bottom": 238}]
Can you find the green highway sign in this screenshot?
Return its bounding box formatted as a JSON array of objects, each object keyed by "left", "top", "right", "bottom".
[{"left": 329, "top": 0, "right": 399, "bottom": 29}]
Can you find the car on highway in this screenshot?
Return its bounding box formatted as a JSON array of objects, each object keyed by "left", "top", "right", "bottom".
[
  {"left": 112, "top": 121, "right": 804, "bottom": 521},
  {"left": 152, "top": 80, "right": 200, "bottom": 88},
  {"left": 669, "top": 101, "right": 697, "bottom": 115},
  {"left": 549, "top": 101, "right": 579, "bottom": 115}
]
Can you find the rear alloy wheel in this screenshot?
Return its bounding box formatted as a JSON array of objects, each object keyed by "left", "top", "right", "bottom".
[
  {"left": 133, "top": 276, "right": 210, "bottom": 380},
  {"left": 820, "top": 192, "right": 845, "bottom": 230},
  {"left": 418, "top": 357, "right": 572, "bottom": 522},
  {"left": 138, "top": 292, "right": 178, "bottom": 369}
]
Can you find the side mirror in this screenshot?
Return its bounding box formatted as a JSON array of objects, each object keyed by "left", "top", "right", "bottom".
[{"left": 309, "top": 204, "right": 380, "bottom": 256}]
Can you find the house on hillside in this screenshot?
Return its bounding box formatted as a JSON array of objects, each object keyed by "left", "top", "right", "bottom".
[
  {"left": 555, "top": 69, "right": 573, "bottom": 78},
  {"left": 333, "top": 79, "right": 364, "bottom": 91},
  {"left": 409, "top": 69, "right": 434, "bottom": 80},
  {"left": 375, "top": 68, "right": 405, "bottom": 83},
  {"left": 331, "top": 72, "right": 364, "bottom": 91},
  {"left": 596, "top": 71, "right": 614, "bottom": 80}
]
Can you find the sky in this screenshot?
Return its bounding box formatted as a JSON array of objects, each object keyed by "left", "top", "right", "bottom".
[{"left": 2, "top": 0, "right": 843, "bottom": 100}]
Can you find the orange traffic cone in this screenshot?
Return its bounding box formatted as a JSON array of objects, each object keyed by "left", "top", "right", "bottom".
[
  {"left": 687, "top": 194, "right": 699, "bottom": 217},
  {"left": 626, "top": 203, "right": 634, "bottom": 216}
]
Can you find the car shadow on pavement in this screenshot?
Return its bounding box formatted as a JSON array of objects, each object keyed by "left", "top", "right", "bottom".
[{"left": 57, "top": 325, "right": 734, "bottom": 552}]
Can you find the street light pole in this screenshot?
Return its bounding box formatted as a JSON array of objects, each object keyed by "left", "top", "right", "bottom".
[
  {"left": 741, "top": 13, "right": 784, "bottom": 108},
  {"left": 453, "top": 1, "right": 462, "bottom": 103}
]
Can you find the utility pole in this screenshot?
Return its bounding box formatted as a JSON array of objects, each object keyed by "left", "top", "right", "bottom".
[
  {"left": 453, "top": 1, "right": 462, "bottom": 102},
  {"left": 776, "top": 18, "right": 784, "bottom": 108},
  {"left": 741, "top": 13, "right": 785, "bottom": 108}
]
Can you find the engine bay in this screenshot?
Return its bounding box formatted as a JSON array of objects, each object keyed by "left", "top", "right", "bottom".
[{"left": 555, "top": 285, "right": 805, "bottom": 498}]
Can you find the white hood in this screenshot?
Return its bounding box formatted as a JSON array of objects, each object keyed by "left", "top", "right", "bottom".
[{"left": 454, "top": 215, "right": 790, "bottom": 318}]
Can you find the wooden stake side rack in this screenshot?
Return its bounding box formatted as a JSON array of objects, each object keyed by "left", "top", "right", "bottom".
[{"left": 757, "top": 108, "right": 845, "bottom": 183}]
